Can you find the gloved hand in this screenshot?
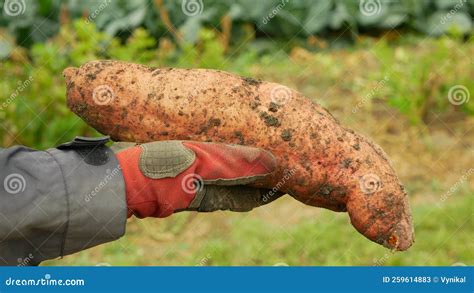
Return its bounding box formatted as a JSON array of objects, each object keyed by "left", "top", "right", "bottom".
[{"left": 112, "top": 141, "right": 283, "bottom": 218}]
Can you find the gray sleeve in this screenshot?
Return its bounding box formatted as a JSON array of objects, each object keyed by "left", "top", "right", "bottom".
[{"left": 0, "top": 137, "right": 127, "bottom": 266}]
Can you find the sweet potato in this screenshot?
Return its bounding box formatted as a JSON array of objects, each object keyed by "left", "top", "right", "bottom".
[{"left": 63, "top": 60, "right": 414, "bottom": 250}]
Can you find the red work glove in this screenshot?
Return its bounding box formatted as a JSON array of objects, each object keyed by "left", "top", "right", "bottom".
[{"left": 113, "top": 141, "right": 282, "bottom": 218}]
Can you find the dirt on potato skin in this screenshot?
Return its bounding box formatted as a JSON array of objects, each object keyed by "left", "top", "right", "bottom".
[{"left": 63, "top": 60, "right": 414, "bottom": 251}]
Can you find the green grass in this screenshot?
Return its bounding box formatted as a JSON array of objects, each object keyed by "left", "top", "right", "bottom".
[
  {"left": 44, "top": 192, "right": 472, "bottom": 266},
  {"left": 185, "top": 195, "right": 472, "bottom": 266}
]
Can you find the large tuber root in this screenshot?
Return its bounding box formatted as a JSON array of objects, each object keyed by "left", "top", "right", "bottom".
[{"left": 64, "top": 60, "right": 414, "bottom": 250}]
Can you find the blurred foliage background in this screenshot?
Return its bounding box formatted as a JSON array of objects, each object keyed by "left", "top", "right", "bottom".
[
  {"left": 0, "top": 0, "right": 473, "bottom": 266},
  {"left": 1, "top": 0, "right": 474, "bottom": 48}
]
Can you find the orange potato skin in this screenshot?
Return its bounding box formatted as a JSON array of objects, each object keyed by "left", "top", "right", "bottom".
[{"left": 64, "top": 60, "right": 414, "bottom": 250}]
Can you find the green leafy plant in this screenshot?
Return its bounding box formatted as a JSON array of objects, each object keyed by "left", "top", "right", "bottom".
[
  {"left": 372, "top": 34, "right": 473, "bottom": 124},
  {"left": 0, "top": 19, "right": 256, "bottom": 148},
  {"left": 1, "top": 0, "right": 473, "bottom": 56}
]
